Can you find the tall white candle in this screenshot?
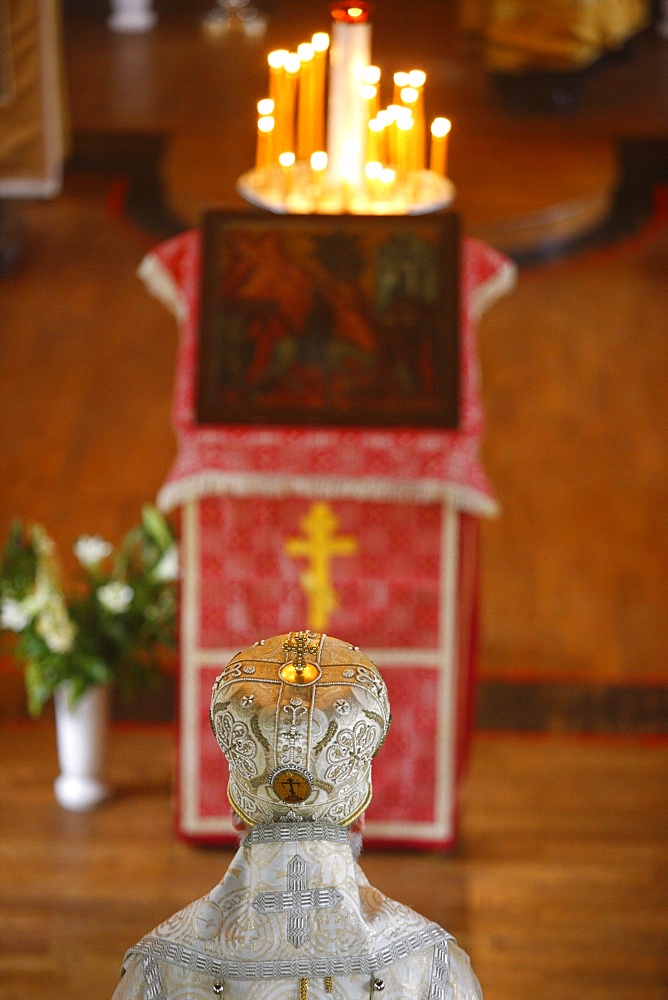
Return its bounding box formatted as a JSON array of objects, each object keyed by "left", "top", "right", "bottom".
[{"left": 327, "top": 3, "right": 373, "bottom": 188}]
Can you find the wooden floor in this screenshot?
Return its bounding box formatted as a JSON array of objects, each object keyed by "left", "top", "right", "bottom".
[{"left": 0, "top": 722, "right": 666, "bottom": 1000}]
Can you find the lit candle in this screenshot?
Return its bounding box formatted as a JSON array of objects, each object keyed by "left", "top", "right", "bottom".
[
  {"left": 367, "top": 116, "right": 384, "bottom": 164},
  {"left": 395, "top": 114, "right": 414, "bottom": 181},
  {"left": 310, "top": 149, "right": 328, "bottom": 205},
  {"left": 360, "top": 83, "right": 378, "bottom": 136},
  {"left": 327, "top": 2, "right": 373, "bottom": 188},
  {"left": 281, "top": 52, "right": 301, "bottom": 156},
  {"left": 362, "top": 64, "right": 381, "bottom": 114},
  {"left": 430, "top": 117, "right": 451, "bottom": 176},
  {"left": 379, "top": 165, "right": 396, "bottom": 202},
  {"left": 365, "top": 158, "right": 382, "bottom": 200},
  {"left": 256, "top": 99, "right": 275, "bottom": 165},
  {"left": 400, "top": 86, "right": 422, "bottom": 171},
  {"left": 311, "top": 32, "right": 330, "bottom": 155},
  {"left": 268, "top": 50, "right": 288, "bottom": 157},
  {"left": 407, "top": 70, "right": 426, "bottom": 170},
  {"left": 381, "top": 104, "right": 401, "bottom": 163},
  {"left": 389, "top": 104, "right": 411, "bottom": 168},
  {"left": 407, "top": 69, "right": 426, "bottom": 90},
  {"left": 393, "top": 70, "right": 409, "bottom": 105},
  {"left": 297, "top": 42, "right": 315, "bottom": 160},
  {"left": 400, "top": 87, "right": 419, "bottom": 112},
  {"left": 256, "top": 115, "right": 275, "bottom": 171},
  {"left": 267, "top": 49, "right": 288, "bottom": 106},
  {"left": 279, "top": 150, "right": 296, "bottom": 199}
]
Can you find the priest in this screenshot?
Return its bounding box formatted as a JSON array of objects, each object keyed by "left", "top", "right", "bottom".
[{"left": 112, "top": 630, "right": 483, "bottom": 998}]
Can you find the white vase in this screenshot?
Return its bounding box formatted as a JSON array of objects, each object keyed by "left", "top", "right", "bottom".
[{"left": 53, "top": 683, "right": 111, "bottom": 811}]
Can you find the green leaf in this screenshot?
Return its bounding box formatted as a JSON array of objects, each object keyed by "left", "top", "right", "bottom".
[
  {"left": 25, "top": 660, "right": 52, "bottom": 717},
  {"left": 140, "top": 505, "right": 174, "bottom": 553}
]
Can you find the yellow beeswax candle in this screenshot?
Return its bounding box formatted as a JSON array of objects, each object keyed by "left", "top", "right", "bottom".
[
  {"left": 256, "top": 115, "right": 275, "bottom": 170},
  {"left": 379, "top": 165, "right": 396, "bottom": 201},
  {"left": 385, "top": 104, "right": 401, "bottom": 166},
  {"left": 279, "top": 150, "right": 296, "bottom": 199},
  {"left": 281, "top": 52, "right": 301, "bottom": 156},
  {"left": 395, "top": 115, "right": 414, "bottom": 180},
  {"left": 430, "top": 117, "right": 451, "bottom": 176},
  {"left": 365, "top": 158, "right": 382, "bottom": 200},
  {"left": 407, "top": 70, "right": 426, "bottom": 170},
  {"left": 367, "top": 117, "right": 384, "bottom": 164},
  {"left": 360, "top": 83, "right": 378, "bottom": 145},
  {"left": 310, "top": 150, "right": 327, "bottom": 204},
  {"left": 268, "top": 50, "right": 287, "bottom": 156},
  {"left": 297, "top": 42, "right": 315, "bottom": 160},
  {"left": 362, "top": 65, "right": 381, "bottom": 115},
  {"left": 311, "top": 32, "right": 330, "bottom": 155},
  {"left": 268, "top": 49, "right": 287, "bottom": 106},
  {"left": 400, "top": 86, "right": 423, "bottom": 171},
  {"left": 393, "top": 70, "right": 409, "bottom": 105}
]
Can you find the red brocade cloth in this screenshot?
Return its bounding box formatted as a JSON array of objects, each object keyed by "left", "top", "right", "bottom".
[
  {"left": 141, "top": 228, "right": 515, "bottom": 849},
  {"left": 141, "top": 229, "right": 515, "bottom": 517}
]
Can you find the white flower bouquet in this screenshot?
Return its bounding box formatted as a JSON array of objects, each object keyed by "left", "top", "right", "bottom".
[{"left": 0, "top": 506, "right": 178, "bottom": 715}]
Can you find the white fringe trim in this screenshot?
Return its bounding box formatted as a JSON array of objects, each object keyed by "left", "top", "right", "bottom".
[
  {"left": 137, "top": 253, "right": 186, "bottom": 321},
  {"left": 470, "top": 258, "right": 518, "bottom": 320},
  {"left": 0, "top": 175, "right": 62, "bottom": 197},
  {"left": 157, "top": 470, "right": 499, "bottom": 517}
]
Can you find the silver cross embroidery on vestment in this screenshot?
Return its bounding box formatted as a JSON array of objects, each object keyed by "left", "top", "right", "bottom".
[{"left": 252, "top": 854, "right": 343, "bottom": 947}]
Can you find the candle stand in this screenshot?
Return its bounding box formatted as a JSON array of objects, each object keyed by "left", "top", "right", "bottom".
[
  {"left": 238, "top": 162, "right": 455, "bottom": 215},
  {"left": 237, "top": 2, "right": 455, "bottom": 216}
]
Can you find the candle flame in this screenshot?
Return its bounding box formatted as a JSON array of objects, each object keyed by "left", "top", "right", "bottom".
[
  {"left": 400, "top": 86, "right": 419, "bottom": 106},
  {"left": 268, "top": 49, "right": 288, "bottom": 70},
  {"left": 360, "top": 84, "right": 377, "bottom": 102},
  {"left": 311, "top": 32, "right": 330, "bottom": 52},
  {"left": 279, "top": 151, "right": 296, "bottom": 167},
  {"left": 408, "top": 69, "right": 426, "bottom": 89},
  {"left": 310, "top": 151, "right": 328, "bottom": 171},
  {"left": 394, "top": 106, "right": 413, "bottom": 125},
  {"left": 431, "top": 117, "right": 451, "bottom": 138},
  {"left": 362, "top": 65, "right": 381, "bottom": 86},
  {"left": 298, "top": 42, "right": 314, "bottom": 62},
  {"left": 330, "top": 1, "right": 372, "bottom": 23},
  {"left": 257, "top": 98, "right": 274, "bottom": 116},
  {"left": 368, "top": 117, "right": 384, "bottom": 133},
  {"left": 258, "top": 116, "right": 274, "bottom": 134},
  {"left": 284, "top": 52, "right": 301, "bottom": 75},
  {"left": 380, "top": 167, "right": 395, "bottom": 184},
  {"left": 365, "top": 160, "right": 382, "bottom": 179},
  {"left": 393, "top": 71, "right": 409, "bottom": 88}
]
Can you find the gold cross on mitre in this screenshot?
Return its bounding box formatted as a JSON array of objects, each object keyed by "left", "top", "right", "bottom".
[
  {"left": 280, "top": 630, "right": 322, "bottom": 684},
  {"left": 284, "top": 502, "right": 358, "bottom": 631}
]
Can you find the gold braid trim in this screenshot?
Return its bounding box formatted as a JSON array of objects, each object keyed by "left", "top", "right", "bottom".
[
  {"left": 251, "top": 714, "right": 271, "bottom": 755},
  {"left": 313, "top": 719, "right": 338, "bottom": 756},
  {"left": 324, "top": 975, "right": 334, "bottom": 992},
  {"left": 299, "top": 978, "right": 308, "bottom": 1000}
]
